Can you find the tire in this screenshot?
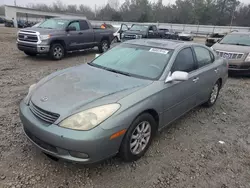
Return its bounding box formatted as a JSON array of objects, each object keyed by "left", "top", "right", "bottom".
[
  {"left": 203, "top": 80, "right": 221, "bottom": 107},
  {"left": 49, "top": 43, "right": 65, "bottom": 60},
  {"left": 119, "top": 113, "right": 157, "bottom": 162},
  {"left": 98, "top": 40, "right": 110, "bottom": 53},
  {"left": 24, "top": 51, "right": 37, "bottom": 56}
]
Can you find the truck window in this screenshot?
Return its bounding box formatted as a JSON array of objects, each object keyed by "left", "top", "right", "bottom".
[
  {"left": 148, "top": 26, "right": 153, "bottom": 31},
  {"left": 68, "top": 21, "right": 80, "bottom": 31},
  {"left": 80, "top": 20, "right": 90, "bottom": 30}
]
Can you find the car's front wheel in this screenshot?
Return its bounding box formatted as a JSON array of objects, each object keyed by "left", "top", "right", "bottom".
[
  {"left": 204, "top": 81, "right": 221, "bottom": 107},
  {"left": 49, "top": 43, "right": 65, "bottom": 60},
  {"left": 119, "top": 113, "right": 157, "bottom": 162},
  {"left": 98, "top": 40, "right": 110, "bottom": 53}
]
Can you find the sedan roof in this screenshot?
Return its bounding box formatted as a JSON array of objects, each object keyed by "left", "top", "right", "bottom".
[{"left": 124, "top": 39, "right": 189, "bottom": 50}]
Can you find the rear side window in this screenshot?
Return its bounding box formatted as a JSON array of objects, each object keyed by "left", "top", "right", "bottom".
[
  {"left": 171, "top": 48, "right": 196, "bottom": 73},
  {"left": 68, "top": 21, "right": 80, "bottom": 31},
  {"left": 80, "top": 20, "right": 90, "bottom": 30},
  {"left": 194, "top": 47, "right": 213, "bottom": 68}
]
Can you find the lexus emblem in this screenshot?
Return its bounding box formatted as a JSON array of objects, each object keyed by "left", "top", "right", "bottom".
[{"left": 41, "top": 96, "right": 48, "bottom": 102}]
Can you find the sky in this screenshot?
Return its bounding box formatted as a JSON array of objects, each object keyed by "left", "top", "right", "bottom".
[{"left": 0, "top": 0, "right": 250, "bottom": 10}]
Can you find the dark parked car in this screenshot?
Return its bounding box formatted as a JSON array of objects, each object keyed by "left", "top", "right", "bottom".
[
  {"left": 0, "top": 17, "right": 5, "bottom": 24},
  {"left": 159, "top": 28, "right": 179, "bottom": 40},
  {"left": 205, "top": 33, "right": 225, "bottom": 47},
  {"left": 121, "top": 24, "right": 164, "bottom": 41},
  {"left": 5, "top": 19, "right": 14, "bottom": 27},
  {"left": 17, "top": 18, "right": 114, "bottom": 60},
  {"left": 20, "top": 39, "right": 227, "bottom": 164}
]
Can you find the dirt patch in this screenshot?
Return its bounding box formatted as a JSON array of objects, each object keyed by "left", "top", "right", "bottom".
[{"left": 0, "top": 27, "right": 250, "bottom": 188}]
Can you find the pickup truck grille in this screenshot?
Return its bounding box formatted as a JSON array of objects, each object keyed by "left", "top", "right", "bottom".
[
  {"left": 18, "top": 33, "right": 38, "bottom": 42},
  {"left": 29, "top": 102, "right": 60, "bottom": 124},
  {"left": 215, "top": 50, "right": 244, "bottom": 60}
]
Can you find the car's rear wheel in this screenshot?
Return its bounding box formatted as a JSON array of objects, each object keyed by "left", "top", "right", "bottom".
[
  {"left": 49, "top": 43, "right": 65, "bottom": 60},
  {"left": 119, "top": 113, "right": 157, "bottom": 162},
  {"left": 24, "top": 51, "right": 37, "bottom": 56},
  {"left": 204, "top": 81, "right": 221, "bottom": 107},
  {"left": 98, "top": 40, "right": 110, "bottom": 53}
]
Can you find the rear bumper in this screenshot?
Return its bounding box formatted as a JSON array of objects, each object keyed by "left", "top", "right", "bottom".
[{"left": 17, "top": 41, "right": 50, "bottom": 54}]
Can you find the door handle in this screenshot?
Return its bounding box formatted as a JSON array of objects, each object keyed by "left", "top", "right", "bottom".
[
  {"left": 79, "top": 32, "right": 83, "bottom": 35},
  {"left": 214, "top": 68, "right": 219, "bottom": 73},
  {"left": 193, "top": 77, "right": 199, "bottom": 83}
]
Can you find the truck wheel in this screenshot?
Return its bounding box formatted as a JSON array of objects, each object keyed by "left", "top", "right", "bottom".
[
  {"left": 49, "top": 43, "right": 65, "bottom": 60},
  {"left": 24, "top": 51, "right": 37, "bottom": 56},
  {"left": 98, "top": 40, "right": 110, "bottom": 53}
]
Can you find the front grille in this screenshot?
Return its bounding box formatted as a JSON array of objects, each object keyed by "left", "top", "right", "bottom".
[
  {"left": 29, "top": 102, "right": 59, "bottom": 124},
  {"left": 229, "top": 65, "right": 238, "bottom": 69},
  {"left": 18, "top": 33, "right": 38, "bottom": 42},
  {"left": 24, "top": 127, "right": 57, "bottom": 153},
  {"left": 216, "top": 50, "right": 244, "bottom": 60}
]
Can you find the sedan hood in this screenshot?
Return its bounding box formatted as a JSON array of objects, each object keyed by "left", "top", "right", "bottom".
[
  {"left": 212, "top": 43, "right": 250, "bottom": 53},
  {"left": 31, "top": 64, "right": 151, "bottom": 115}
]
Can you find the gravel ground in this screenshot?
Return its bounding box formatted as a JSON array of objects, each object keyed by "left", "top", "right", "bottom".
[{"left": 0, "top": 26, "right": 250, "bottom": 188}]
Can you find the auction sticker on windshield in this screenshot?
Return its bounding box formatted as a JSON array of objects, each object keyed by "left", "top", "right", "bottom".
[{"left": 149, "top": 48, "right": 169, "bottom": 54}]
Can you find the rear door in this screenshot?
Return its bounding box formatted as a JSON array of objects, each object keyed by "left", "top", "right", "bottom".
[
  {"left": 162, "top": 47, "right": 200, "bottom": 126},
  {"left": 79, "top": 20, "right": 95, "bottom": 47},
  {"left": 192, "top": 46, "right": 221, "bottom": 105}
]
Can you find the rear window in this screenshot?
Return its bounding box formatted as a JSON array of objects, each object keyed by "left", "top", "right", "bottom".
[{"left": 220, "top": 34, "right": 250, "bottom": 46}]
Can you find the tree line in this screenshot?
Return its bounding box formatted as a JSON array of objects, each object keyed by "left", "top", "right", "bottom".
[{"left": 1, "top": 0, "right": 250, "bottom": 26}]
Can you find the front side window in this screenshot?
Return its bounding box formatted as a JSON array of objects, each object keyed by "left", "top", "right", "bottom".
[
  {"left": 89, "top": 44, "right": 173, "bottom": 80},
  {"left": 194, "top": 47, "right": 213, "bottom": 68},
  {"left": 68, "top": 21, "right": 80, "bottom": 31},
  {"left": 130, "top": 25, "right": 148, "bottom": 32},
  {"left": 121, "top": 24, "right": 128, "bottom": 31},
  {"left": 171, "top": 48, "right": 196, "bottom": 73},
  {"left": 152, "top": 26, "right": 157, "bottom": 31}
]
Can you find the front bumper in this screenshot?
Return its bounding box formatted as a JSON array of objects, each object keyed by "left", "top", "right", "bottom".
[
  {"left": 19, "top": 100, "right": 123, "bottom": 163},
  {"left": 228, "top": 64, "right": 250, "bottom": 75},
  {"left": 17, "top": 41, "right": 50, "bottom": 54}
]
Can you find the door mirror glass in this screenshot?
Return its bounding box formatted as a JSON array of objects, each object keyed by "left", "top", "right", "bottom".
[
  {"left": 66, "top": 26, "right": 76, "bottom": 32},
  {"left": 165, "top": 71, "right": 189, "bottom": 83}
]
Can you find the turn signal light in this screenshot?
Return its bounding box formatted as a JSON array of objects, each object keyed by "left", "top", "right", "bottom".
[{"left": 110, "top": 129, "right": 126, "bottom": 140}]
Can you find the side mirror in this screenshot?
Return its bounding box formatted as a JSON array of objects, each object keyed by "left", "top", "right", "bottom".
[
  {"left": 95, "top": 54, "right": 100, "bottom": 58},
  {"left": 66, "top": 26, "right": 76, "bottom": 32},
  {"left": 165, "top": 71, "right": 189, "bottom": 83}
]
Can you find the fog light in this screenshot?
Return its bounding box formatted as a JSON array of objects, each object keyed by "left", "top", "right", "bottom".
[
  {"left": 69, "top": 151, "right": 89, "bottom": 159},
  {"left": 41, "top": 47, "right": 45, "bottom": 50}
]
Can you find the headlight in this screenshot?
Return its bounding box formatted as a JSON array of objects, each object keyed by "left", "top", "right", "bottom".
[
  {"left": 245, "top": 53, "right": 250, "bottom": 62},
  {"left": 24, "top": 84, "right": 36, "bottom": 105},
  {"left": 39, "top": 34, "right": 50, "bottom": 40},
  {"left": 121, "top": 33, "right": 125, "bottom": 38},
  {"left": 136, "top": 35, "right": 143, "bottom": 39},
  {"left": 59, "top": 104, "right": 120, "bottom": 130}
]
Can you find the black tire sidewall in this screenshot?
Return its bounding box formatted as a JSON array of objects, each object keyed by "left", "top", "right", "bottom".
[
  {"left": 119, "top": 113, "right": 157, "bottom": 162},
  {"left": 50, "top": 43, "right": 64, "bottom": 60}
]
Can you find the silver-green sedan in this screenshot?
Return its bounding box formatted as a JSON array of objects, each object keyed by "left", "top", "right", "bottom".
[{"left": 19, "top": 39, "right": 228, "bottom": 164}]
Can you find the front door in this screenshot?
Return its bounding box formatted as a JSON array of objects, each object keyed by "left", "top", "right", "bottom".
[
  {"left": 162, "top": 47, "right": 199, "bottom": 127},
  {"left": 67, "top": 21, "right": 85, "bottom": 50}
]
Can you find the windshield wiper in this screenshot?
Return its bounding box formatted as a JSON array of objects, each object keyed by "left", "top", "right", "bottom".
[
  {"left": 105, "top": 68, "right": 132, "bottom": 77},
  {"left": 220, "top": 42, "right": 250, "bottom": 46},
  {"left": 88, "top": 63, "right": 131, "bottom": 77}
]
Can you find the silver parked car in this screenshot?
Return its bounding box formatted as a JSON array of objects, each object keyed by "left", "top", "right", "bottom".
[{"left": 20, "top": 39, "right": 228, "bottom": 164}]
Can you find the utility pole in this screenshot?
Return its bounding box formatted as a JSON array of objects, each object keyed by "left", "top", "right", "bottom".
[
  {"left": 14, "top": 0, "right": 17, "bottom": 6},
  {"left": 95, "top": 4, "right": 97, "bottom": 18},
  {"left": 230, "top": 0, "right": 237, "bottom": 32}
]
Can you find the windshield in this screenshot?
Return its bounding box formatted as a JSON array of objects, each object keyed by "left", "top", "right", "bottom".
[
  {"left": 130, "top": 25, "right": 148, "bottom": 32},
  {"left": 89, "top": 44, "right": 173, "bottom": 80},
  {"left": 220, "top": 34, "right": 250, "bottom": 46},
  {"left": 37, "top": 19, "right": 69, "bottom": 29}
]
